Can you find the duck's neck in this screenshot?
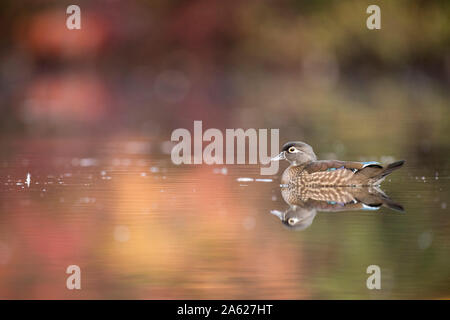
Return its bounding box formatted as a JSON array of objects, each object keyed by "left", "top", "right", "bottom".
[{"left": 290, "top": 160, "right": 313, "bottom": 168}]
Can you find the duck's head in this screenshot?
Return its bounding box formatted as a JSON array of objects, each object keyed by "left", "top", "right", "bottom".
[
  {"left": 271, "top": 141, "right": 317, "bottom": 165},
  {"left": 270, "top": 206, "right": 317, "bottom": 231}
]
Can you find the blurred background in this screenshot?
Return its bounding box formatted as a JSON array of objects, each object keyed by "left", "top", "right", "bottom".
[{"left": 0, "top": 0, "right": 449, "bottom": 299}]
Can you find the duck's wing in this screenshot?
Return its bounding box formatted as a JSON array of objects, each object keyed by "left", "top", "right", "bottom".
[{"left": 304, "top": 160, "right": 382, "bottom": 173}]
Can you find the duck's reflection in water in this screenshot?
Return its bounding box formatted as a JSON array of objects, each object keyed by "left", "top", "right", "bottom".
[{"left": 271, "top": 186, "right": 404, "bottom": 231}]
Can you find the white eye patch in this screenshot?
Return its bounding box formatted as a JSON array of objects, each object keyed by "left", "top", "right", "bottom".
[{"left": 288, "top": 147, "right": 301, "bottom": 153}]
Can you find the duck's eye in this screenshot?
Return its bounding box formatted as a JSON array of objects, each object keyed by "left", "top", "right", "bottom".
[
  {"left": 288, "top": 218, "right": 296, "bottom": 225},
  {"left": 288, "top": 147, "right": 296, "bottom": 153}
]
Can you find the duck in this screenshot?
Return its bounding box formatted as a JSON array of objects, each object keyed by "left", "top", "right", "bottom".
[
  {"left": 271, "top": 185, "right": 404, "bottom": 231},
  {"left": 271, "top": 141, "right": 405, "bottom": 186}
]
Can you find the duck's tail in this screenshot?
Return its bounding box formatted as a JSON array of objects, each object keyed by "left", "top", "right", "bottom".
[
  {"left": 360, "top": 186, "right": 404, "bottom": 212},
  {"left": 356, "top": 160, "right": 405, "bottom": 185},
  {"left": 381, "top": 195, "right": 405, "bottom": 212}
]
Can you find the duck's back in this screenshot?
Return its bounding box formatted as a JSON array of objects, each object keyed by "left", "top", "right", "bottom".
[{"left": 281, "top": 160, "right": 391, "bottom": 186}]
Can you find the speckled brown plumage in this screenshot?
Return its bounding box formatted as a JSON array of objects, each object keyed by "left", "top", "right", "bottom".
[
  {"left": 272, "top": 185, "right": 404, "bottom": 231},
  {"left": 281, "top": 160, "right": 405, "bottom": 186},
  {"left": 281, "top": 184, "right": 402, "bottom": 210},
  {"left": 274, "top": 141, "right": 405, "bottom": 187}
]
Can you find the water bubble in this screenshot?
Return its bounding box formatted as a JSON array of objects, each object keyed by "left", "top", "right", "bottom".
[
  {"left": 79, "top": 197, "right": 96, "bottom": 204},
  {"left": 150, "top": 167, "right": 159, "bottom": 173},
  {"left": 213, "top": 167, "right": 228, "bottom": 175},
  {"left": 26, "top": 173, "right": 31, "bottom": 188},
  {"left": 80, "top": 158, "right": 98, "bottom": 167}
]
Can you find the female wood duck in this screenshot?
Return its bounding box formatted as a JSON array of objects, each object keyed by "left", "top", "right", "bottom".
[{"left": 271, "top": 141, "right": 405, "bottom": 187}]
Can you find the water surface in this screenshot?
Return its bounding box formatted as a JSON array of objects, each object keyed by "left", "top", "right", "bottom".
[{"left": 0, "top": 138, "right": 448, "bottom": 299}]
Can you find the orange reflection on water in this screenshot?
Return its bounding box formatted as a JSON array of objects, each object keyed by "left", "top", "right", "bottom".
[{"left": 0, "top": 141, "right": 307, "bottom": 299}]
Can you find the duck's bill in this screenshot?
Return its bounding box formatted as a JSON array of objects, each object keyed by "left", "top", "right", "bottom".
[
  {"left": 271, "top": 152, "right": 285, "bottom": 161},
  {"left": 270, "top": 210, "right": 284, "bottom": 220}
]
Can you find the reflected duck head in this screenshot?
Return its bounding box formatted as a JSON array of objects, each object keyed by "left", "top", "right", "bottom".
[
  {"left": 272, "top": 141, "right": 317, "bottom": 165},
  {"left": 270, "top": 206, "right": 317, "bottom": 231}
]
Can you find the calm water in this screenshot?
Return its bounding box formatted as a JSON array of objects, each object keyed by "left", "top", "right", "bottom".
[{"left": 0, "top": 138, "right": 448, "bottom": 299}]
